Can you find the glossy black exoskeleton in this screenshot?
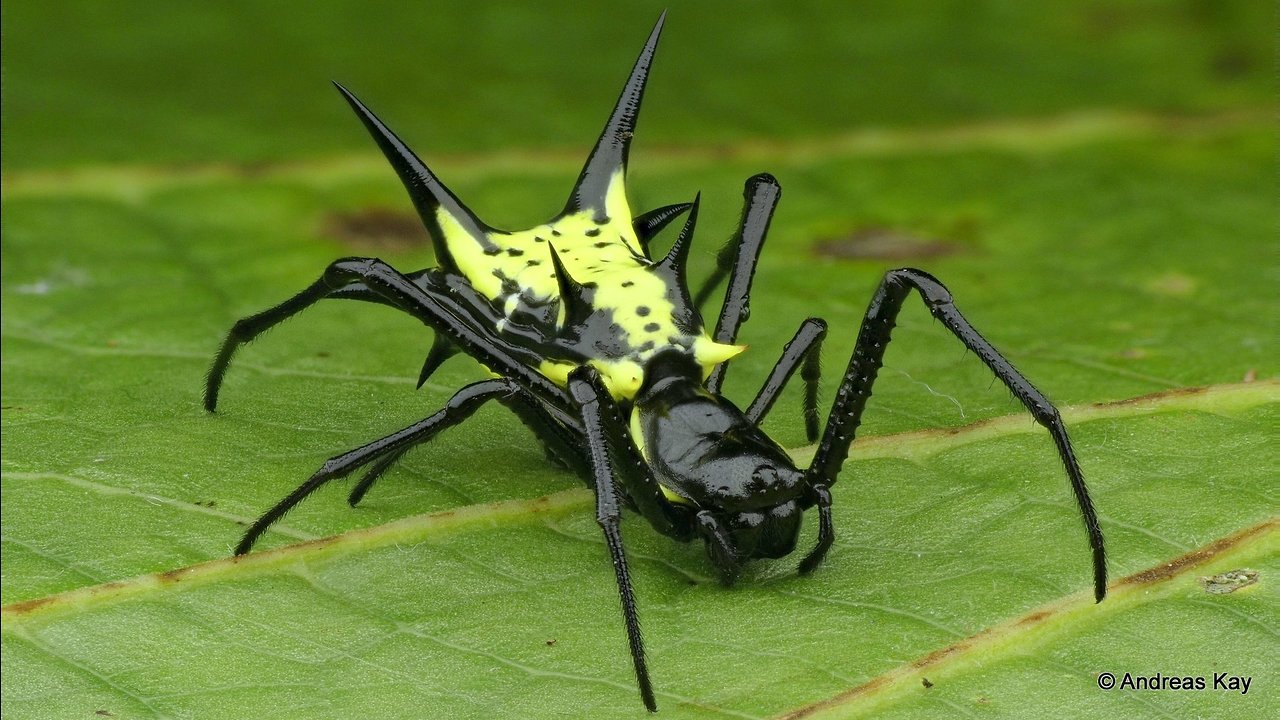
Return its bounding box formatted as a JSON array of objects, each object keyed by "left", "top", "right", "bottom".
[{"left": 203, "top": 13, "right": 1106, "bottom": 712}]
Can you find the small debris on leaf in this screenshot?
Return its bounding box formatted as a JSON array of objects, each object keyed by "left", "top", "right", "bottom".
[{"left": 1199, "top": 569, "right": 1258, "bottom": 594}]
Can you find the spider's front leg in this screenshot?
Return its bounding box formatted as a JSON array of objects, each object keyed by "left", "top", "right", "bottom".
[
  {"left": 804, "top": 268, "right": 1107, "bottom": 600},
  {"left": 567, "top": 368, "right": 659, "bottom": 712},
  {"left": 744, "top": 317, "right": 828, "bottom": 442},
  {"left": 695, "top": 174, "right": 781, "bottom": 394}
]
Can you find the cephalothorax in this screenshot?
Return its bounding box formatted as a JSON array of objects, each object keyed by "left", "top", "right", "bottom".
[{"left": 205, "top": 14, "right": 1106, "bottom": 712}]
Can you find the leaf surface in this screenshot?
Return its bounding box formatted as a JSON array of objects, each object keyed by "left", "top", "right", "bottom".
[{"left": 2, "top": 2, "right": 1275, "bottom": 718}]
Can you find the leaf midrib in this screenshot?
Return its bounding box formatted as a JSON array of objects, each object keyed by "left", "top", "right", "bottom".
[
  {"left": 3, "top": 380, "right": 1272, "bottom": 625},
  {"left": 778, "top": 518, "right": 1279, "bottom": 720}
]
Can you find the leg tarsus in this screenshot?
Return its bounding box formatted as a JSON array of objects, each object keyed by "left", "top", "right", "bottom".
[{"left": 205, "top": 278, "right": 333, "bottom": 412}]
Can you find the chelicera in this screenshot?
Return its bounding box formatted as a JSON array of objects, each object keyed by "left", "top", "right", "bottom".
[{"left": 205, "top": 14, "right": 1106, "bottom": 712}]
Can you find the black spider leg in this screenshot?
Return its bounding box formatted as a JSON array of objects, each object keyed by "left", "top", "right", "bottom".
[
  {"left": 695, "top": 510, "right": 744, "bottom": 586},
  {"left": 587, "top": 365, "right": 747, "bottom": 585},
  {"left": 697, "top": 174, "right": 782, "bottom": 394},
  {"left": 204, "top": 258, "right": 573, "bottom": 414},
  {"left": 213, "top": 273, "right": 454, "bottom": 492},
  {"left": 346, "top": 380, "right": 589, "bottom": 507},
  {"left": 318, "top": 275, "right": 462, "bottom": 390},
  {"left": 804, "top": 268, "right": 1107, "bottom": 601},
  {"left": 204, "top": 276, "right": 399, "bottom": 412},
  {"left": 567, "top": 367, "right": 659, "bottom": 712},
  {"left": 744, "top": 318, "right": 828, "bottom": 442},
  {"left": 206, "top": 259, "right": 596, "bottom": 523},
  {"left": 589, "top": 379, "right": 698, "bottom": 544},
  {"left": 206, "top": 261, "right": 588, "bottom": 506},
  {"left": 236, "top": 378, "right": 583, "bottom": 555}
]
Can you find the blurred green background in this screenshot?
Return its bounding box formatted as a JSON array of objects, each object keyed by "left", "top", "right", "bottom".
[
  {"left": 3, "top": 1, "right": 1270, "bottom": 169},
  {"left": 2, "top": 2, "right": 1275, "bottom": 719}
]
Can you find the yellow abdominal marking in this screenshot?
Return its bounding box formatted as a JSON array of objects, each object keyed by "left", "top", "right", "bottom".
[
  {"left": 438, "top": 170, "right": 742, "bottom": 399},
  {"left": 629, "top": 407, "right": 691, "bottom": 504}
]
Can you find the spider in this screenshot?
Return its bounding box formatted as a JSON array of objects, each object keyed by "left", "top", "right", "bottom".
[{"left": 204, "top": 14, "right": 1106, "bottom": 712}]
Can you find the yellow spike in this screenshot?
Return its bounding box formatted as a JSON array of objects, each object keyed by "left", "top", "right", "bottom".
[{"left": 695, "top": 339, "right": 747, "bottom": 368}]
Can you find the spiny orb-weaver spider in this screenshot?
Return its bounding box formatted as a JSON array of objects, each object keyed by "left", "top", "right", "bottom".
[{"left": 204, "top": 13, "right": 1106, "bottom": 711}]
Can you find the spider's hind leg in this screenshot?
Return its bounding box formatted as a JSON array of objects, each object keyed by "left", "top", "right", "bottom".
[
  {"left": 237, "top": 377, "right": 582, "bottom": 554},
  {"left": 207, "top": 257, "right": 575, "bottom": 413},
  {"left": 346, "top": 381, "right": 588, "bottom": 508},
  {"left": 204, "top": 270, "right": 430, "bottom": 411}
]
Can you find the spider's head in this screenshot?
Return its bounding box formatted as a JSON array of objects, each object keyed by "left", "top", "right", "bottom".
[{"left": 634, "top": 351, "right": 810, "bottom": 560}]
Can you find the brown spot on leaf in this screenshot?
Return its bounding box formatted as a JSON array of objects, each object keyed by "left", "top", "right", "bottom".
[
  {"left": 159, "top": 568, "right": 188, "bottom": 584},
  {"left": 813, "top": 227, "right": 959, "bottom": 261},
  {"left": 1016, "top": 610, "right": 1051, "bottom": 627},
  {"left": 1091, "top": 385, "right": 1207, "bottom": 409},
  {"left": 1117, "top": 521, "right": 1274, "bottom": 588},
  {"left": 325, "top": 208, "right": 433, "bottom": 252},
  {"left": 1211, "top": 47, "right": 1255, "bottom": 79},
  {"left": 911, "top": 641, "right": 967, "bottom": 669},
  {"left": 3, "top": 595, "right": 56, "bottom": 615}
]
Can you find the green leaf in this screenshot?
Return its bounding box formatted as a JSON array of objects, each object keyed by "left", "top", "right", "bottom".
[{"left": 3, "top": 2, "right": 1275, "bottom": 718}]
